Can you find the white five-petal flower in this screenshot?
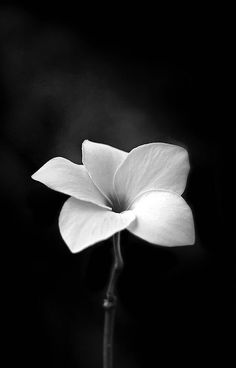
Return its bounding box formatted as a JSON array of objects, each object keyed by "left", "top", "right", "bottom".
[{"left": 32, "top": 140, "right": 195, "bottom": 253}]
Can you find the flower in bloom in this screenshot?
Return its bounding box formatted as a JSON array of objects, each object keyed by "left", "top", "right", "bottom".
[{"left": 32, "top": 140, "right": 195, "bottom": 253}]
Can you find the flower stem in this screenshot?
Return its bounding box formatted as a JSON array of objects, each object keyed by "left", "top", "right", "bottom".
[{"left": 103, "top": 232, "right": 123, "bottom": 368}]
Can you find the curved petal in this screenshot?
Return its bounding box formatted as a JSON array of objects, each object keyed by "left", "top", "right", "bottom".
[
  {"left": 31, "top": 157, "right": 110, "bottom": 209},
  {"left": 82, "top": 140, "right": 128, "bottom": 201},
  {"left": 59, "top": 197, "right": 136, "bottom": 253},
  {"left": 128, "top": 190, "right": 195, "bottom": 246},
  {"left": 114, "top": 143, "right": 190, "bottom": 208}
]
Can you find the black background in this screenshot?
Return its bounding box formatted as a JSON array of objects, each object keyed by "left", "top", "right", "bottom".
[{"left": 1, "top": 3, "right": 235, "bottom": 368}]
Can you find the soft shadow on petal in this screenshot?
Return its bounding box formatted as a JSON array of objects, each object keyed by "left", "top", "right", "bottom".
[
  {"left": 82, "top": 140, "right": 128, "bottom": 201},
  {"left": 114, "top": 143, "right": 190, "bottom": 208},
  {"left": 59, "top": 197, "right": 136, "bottom": 253},
  {"left": 32, "top": 157, "right": 110, "bottom": 209},
  {"left": 128, "top": 190, "right": 195, "bottom": 246}
]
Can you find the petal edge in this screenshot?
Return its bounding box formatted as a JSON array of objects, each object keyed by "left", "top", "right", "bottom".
[
  {"left": 32, "top": 157, "right": 110, "bottom": 209},
  {"left": 128, "top": 190, "right": 195, "bottom": 247},
  {"left": 59, "top": 197, "right": 135, "bottom": 253},
  {"left": 82, "top": 140, "right": 128, "bottom": 201},
  {"left": 114, "top": 142, "right": 190, "bottom": 208}
]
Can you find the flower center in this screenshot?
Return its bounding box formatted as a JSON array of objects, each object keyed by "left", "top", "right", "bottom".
[{"left": 110, "top": 195, "right": 127, "bottom": 213}]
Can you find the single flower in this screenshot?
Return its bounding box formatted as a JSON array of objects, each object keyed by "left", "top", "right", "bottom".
[{"left": 31, "top": 140, "right": 195, "bottom": 253}]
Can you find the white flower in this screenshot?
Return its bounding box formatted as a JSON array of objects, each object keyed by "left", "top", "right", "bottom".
[{"left": 32, "top": 140, "right": 195, "bottom": 253}]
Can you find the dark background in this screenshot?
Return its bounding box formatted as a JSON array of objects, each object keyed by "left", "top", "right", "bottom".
[{"left": 1, "top": 3, "right": 235, "bottom": 368}]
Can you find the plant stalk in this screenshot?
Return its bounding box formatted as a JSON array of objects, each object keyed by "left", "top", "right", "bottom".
[{"left": 103, "top": 232, "right": 123, "bottom": 368}]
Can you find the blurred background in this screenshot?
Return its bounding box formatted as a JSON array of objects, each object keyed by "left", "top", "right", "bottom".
[{"left": 1, "top": 3, "right": 234, "bottom": 368}]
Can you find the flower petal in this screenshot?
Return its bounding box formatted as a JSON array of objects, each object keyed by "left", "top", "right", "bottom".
[
  {"left": 128, "top": 190, "right": 195, "bottom": 246},
  {"left": 114, "top": 143, "right": 190, "bottom": 208},
  {"left": 31, "top": 157, "right": 110, "bottom": 209},
  {"left": 82, "top": 140, "right": 128, "bottom": 201},
  {"left": 59, "top": 197, "right": 136, "bottom": 253}
]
